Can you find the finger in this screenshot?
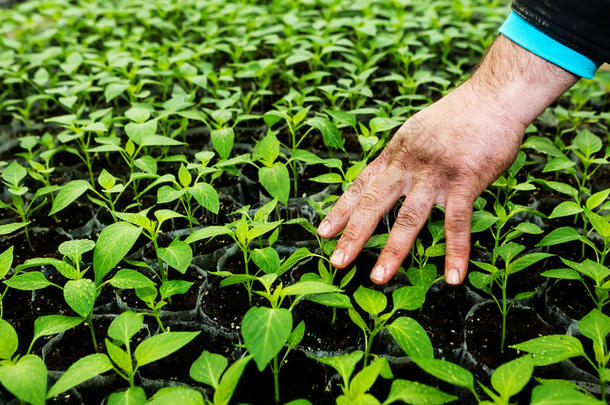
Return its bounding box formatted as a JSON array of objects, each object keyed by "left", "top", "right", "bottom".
[
  {"left": 370, "top": 183, "right": 436, "bottom": 284},
  {"left": 317, "top": 154, "right": 388, "bottom": 238},
  {"left": 443, "top": 193, "right": 475, "bottom": 285},
  {"left": 330, "top": 165, "right": 406, "bottom": 269}
]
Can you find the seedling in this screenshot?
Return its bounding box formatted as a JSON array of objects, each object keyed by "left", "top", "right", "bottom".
[
  {"left": 469, "top": 242, "right": 552, "bottom": 351},
  {"left": 43, "top": 311, "right": 199, "bottom": 399},
  {"left": 313, "top": 351, "right": 457, "bottom": 405},
  {"left": 349, "top": 285, "right": 426, "bottom": 365},
  {"left": 189, "top": 351, "right": 252, "bottom": 405},
  {"left": 156, "top": 163, "right": 220, "bottom": 232},
  {"left": 512, "top": 309, "right": 610, "bottom": 402},
  {"left": 186, "top": 200, "right": 283, "bottom": 304},
  {"left": 0, "top": 161, "right": 54, "bottom": 249}
]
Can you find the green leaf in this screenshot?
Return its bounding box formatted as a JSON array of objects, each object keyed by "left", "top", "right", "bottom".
[
  {"left": 548, "top": 201, "right": 582, "bottom": 219},
  {"left": 251, "top": 247, "right": 281, "bottom": 274},
  {"left": 125, "top": 120, "right": 157, "bottom": 145},
  {"left": 491, "top": 356, "right": 534, "bottom": 400},
  {"left": 349, "top": 357, "right": 385, "bottom": 398},
  {"left": 0, "top": 319, "right": 18, "bottom": 360},
  {"left": 211, "top": 127, "right": 234, "bottom": 160},
  {"left": 108, "top": 311, "right": 144, "bottom": 347},
  {"left": 510, "top": 335, "right": 585, "bottom": 366},
  {"left": 64, "top": 278, "right": 96, "bottom": 317},
  {"left": 105, "top": 83, "right": 129, "bottom": 102},
  {"left": 583, "top": 208, "right": 610, "bottom": 238},
  {"left": 188, "top": 182, "right": 220, "bottom": 214},
  {"left": 508, "top": 253, "right": 553, "bottom": 274},
  {"left": 108, "top": 269, "right": 156, "bottom": 289},
  {"left": 283, "top": 281, "right": 341, "bottom": 296},
  {"left": 134, "top": 331, "right": 199, "bottom": 367},
  {"left": 105, "top": 339, "right": 133, "bottom": 374},
  {"left": 392, "top": 286, "right": 426, "bottom": 311},
  {"left": 185, "top": 226, "right": 232, "bottom": 244},
  {"left": 277, "top": 247, "right": 314, "bottom": 276},
  {"left": 348, "top": 308, "right": 369, "bottom": 333},
  {"left": 369, "top": 117, "right": 402, "bottom": 134},
  {"left": 247, "top": 221, "right": 283, "bottom": 241},
  {"left": 107, "top": 387, "right": 147, "bottom": 405},
  {"left": 58, "top": 239, "right": 95, "bottom": 264},
  {"left": 98, "top": 169, "right": 117, "bottom": 190},
  {"left": 406, "top": 265, "right": 437, "bottom": 289},
  {"left": 241, "top": 307, "right": 292, "bottom": 371},
  {"left": 578, "top": 309, "right": 610, "bottom": 350},
  {"left": 157, "top": 185, "right": 185, "bottom": 204},
  {"left": 147, "top": 387, "right": 204, "bottom": 405},
  {"left": 213, "top": 355, "right": 252, "bottom": 405},
  {"left": 0, "top": 355, "right": 47, "bottom": 405},
  {"left": 49, "top": 180, "right": 92, "bottom": 216},
  {"left": 471, "top": 211, "right": 498, "bottom": 233},
  {"left": 178, "top": 165, "right": 192, "bottom": 187},
  {"left": 253, "top": 131, "right": 280, "bottom": 164},
  {"left": 536, "top": 227, "right": 582, "bottom": 247},
  {"left": 307, "top": 292, "right": 352, "bottom": 308},
  {"left": 160, "top": 280, "right": 193, "bottom": 300},
  {"left": 32, "top": 315, "right": 83, "bottom": 343},
  {"left": 141, "top": 135, "right": 184, "bottom": 147},
  {"left": 125, "top": 106, "right": 151, "bottom": 123},
  {"left": 93, "top": 221, "right": 142, "bottom": 284},
  {"left": 562, "top": 258, "right": 610, "bottom": 284},
  {"left": 310, "top": 173, "right": 343, "bottom": 184},
  {"left": 522, "top": 136, "right": 562, "bottom": 157},
  {"left": 259, "top": 163, "right": 290, "bottom": 204},
  {"left": 586, "top": 189, "right": 610, "bottom": 211},
  {"left": 541, "top": 268, "right": 582, "bottom": 280},
  {"left": 530, "top": 384, "right": 602, "bottom": 405},
  {"left": 387, "top": 317, "right": 433, "bottom": 359},
  {"left": 353, "top": 286, "right": 387, "bottom": 315},
  {"left": 158, "top": 238, "right": 192, "bottom": 274},
  {"left": 312, "top": 351, "right": 363, "bottom": 387},
  {"left": 2, "top": 161, "right": 26, "bottom": 185},
  {"left": 571, "top": 129, "right": 602, "bottom": 157},
  {"left": 47, "top": 353, "right": 113, "bottom": 398},
  {"left": 0, "top": 222, "right": 29, "bottom": 236},
  {"left": 4, "top": 271, "right": 53, "bottom": 290},
  {"left": 413, "top": 358, "right": 474, "bottom": 391},
  {"left": 383, "top": 379, "right": 457, "bottom": 405},
  {"left": 189, "top": 351, "right": 228, "bottom": 389},
  {"left": 306, "top": 116, "right": 345, "bottom": 151}
]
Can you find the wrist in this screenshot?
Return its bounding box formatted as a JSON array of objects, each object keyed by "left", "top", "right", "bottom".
[{"left": 466, "top": 35, "right": 578, "bottom": 129}]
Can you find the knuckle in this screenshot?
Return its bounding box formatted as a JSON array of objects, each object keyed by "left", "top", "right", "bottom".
[
  {"left": 445, "top": 215, "right": 470, "bottom": 235},
  {"left": 341, "top": 225, "right": 362, "bottom": 243},
  {"left": 382, "top": 244, "right": 405, "bottom": 261},
  {"left": 395, "top": 205, "right": 423, "bottom": 230},
  {"left": 347, "top": 175, "right": 367, "bottom": 196},
  {"left": 359, "top": 191, "right": 380, "bottom": 207}
]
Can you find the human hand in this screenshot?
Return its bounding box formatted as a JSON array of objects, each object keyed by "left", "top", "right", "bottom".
[{"left": 316, "top": 35, "right": 578, "bottom": 285}]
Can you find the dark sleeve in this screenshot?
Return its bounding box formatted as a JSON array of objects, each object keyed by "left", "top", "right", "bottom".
[{"left": 512, "top": 0, "right": 610, "bottom": 64}]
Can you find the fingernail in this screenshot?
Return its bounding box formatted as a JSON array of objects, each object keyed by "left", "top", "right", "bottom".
[
  {"left": 330, "top": 249, "right": 344, "bottom": 267},
  {"left": 446, "top": 268, "right": 460, "bottom": 285},
  {"left": 370, "top": 264, "right": 386, "bottom": 284},
  {"left": 318, "top": 219, "right": 331, "bottom": 236}
]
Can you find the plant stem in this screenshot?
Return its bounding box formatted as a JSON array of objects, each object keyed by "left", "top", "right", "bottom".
[
  {"left": 243, "top": 249, "right": 252, "bottom": 305},
  {"left": 500, "top": 275, "right": 508, "bottom": 352},
  {"left": 272, "top": 356, "right": 280, "bottom": 404},
  {"left": 87, "top": 313, "right": 98, "bottom": 352},
  {"left": 363, "top": 329, "right": 377, "bottom": 366}
]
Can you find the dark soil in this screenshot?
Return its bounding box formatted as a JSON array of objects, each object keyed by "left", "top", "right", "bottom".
[
  {"left": 545, "top": 279, "right": 595, "bottom": 324},
  {"left": 232, "top": 350, "right": 334, "bottom": 405}
]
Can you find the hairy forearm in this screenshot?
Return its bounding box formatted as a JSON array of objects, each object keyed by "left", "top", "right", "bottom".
[{"left": 465, "top": 34, "right": 579, "bottom": 129}]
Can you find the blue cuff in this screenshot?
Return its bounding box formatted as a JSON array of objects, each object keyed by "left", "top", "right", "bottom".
[{"left": 499, "top": 11, "right": 597, "bottom": 79}]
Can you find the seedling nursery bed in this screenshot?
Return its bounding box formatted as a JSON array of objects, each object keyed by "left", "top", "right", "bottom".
[{"left": 0, "top": 0, "right": 609, "bottom": 404}]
